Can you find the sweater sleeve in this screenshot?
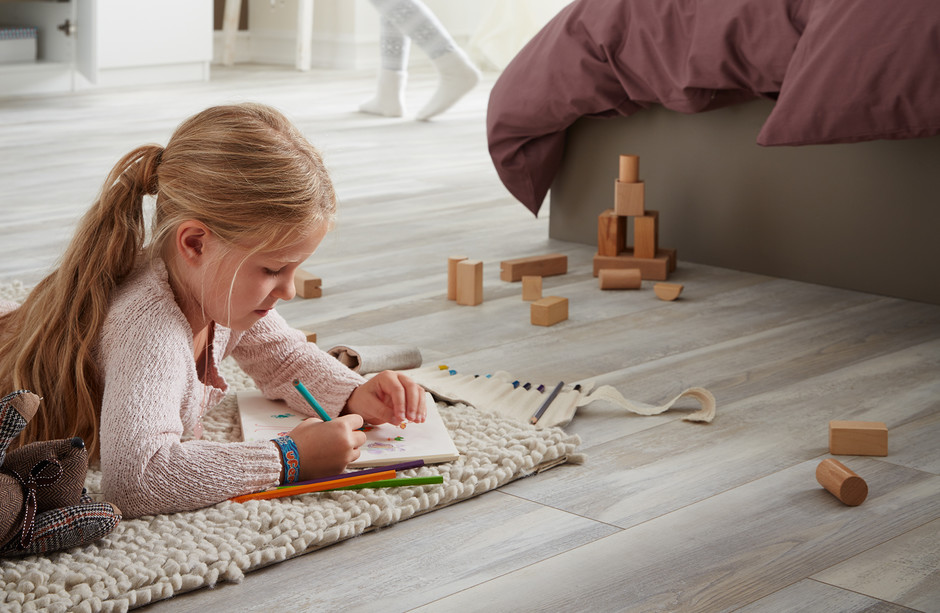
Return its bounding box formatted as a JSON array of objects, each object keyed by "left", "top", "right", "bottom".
[
  {"left": 229, "top": 309, "right": 366, "bottom": 417},
  {"left": 98, "top": 303, "right": 282, "bottom": 519}
]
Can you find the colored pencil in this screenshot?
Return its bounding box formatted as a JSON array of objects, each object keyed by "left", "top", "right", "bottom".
[
  {"left": 274, "top": 459, "right": 426, "bottom": 490},
  {"left": 327, "top": 476, "right": 444, "bottom": 491},
  {"left": 293, "top": 379, "right": 331, "bottom": 421},
  {"left": 530, "top": 381, "right": 564, "bottom": 425},
  {"left": 231, "top": 469, "right": 396, "bottom": 503}
]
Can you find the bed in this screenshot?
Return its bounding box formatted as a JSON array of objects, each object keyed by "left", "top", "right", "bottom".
[{"left": 486, "top": 0, "right": 940, "bottom": 304}]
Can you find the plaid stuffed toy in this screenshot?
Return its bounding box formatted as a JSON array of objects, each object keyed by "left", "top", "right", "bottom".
[{"left": 0, "top": 390, "right": 121, "bottom": 557}]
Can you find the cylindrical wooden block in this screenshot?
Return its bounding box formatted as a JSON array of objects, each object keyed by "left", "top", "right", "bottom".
[
  {"left": 599, "top": 268, "right": 641, "bottom": 290},
  {"left": 619, "top": 154, "right": 639, "bottom": 183},
  {"left": 447, "top": 256, "right": 467, "bottom": 300},
  {"left": 816, "top": 458, "right": 868, "bottom": 506}
]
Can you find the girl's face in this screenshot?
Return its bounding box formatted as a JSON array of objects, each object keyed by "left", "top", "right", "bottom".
[{"left": 199, "top": 224, "right": 329, "bottom": 332}]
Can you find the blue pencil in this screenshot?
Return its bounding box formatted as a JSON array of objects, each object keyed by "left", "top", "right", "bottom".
[{"left": 293, "top": 379, "right": 331, "bottom": 421}]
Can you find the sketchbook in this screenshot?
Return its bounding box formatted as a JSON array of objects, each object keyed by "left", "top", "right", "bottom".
[{"left": 236, "top": 389, "right": 460, "bottom": 467}]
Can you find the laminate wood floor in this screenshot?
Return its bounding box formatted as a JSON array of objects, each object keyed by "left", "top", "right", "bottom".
[{"left": 1, "top": 65, "right": 938, "bottom": 613}]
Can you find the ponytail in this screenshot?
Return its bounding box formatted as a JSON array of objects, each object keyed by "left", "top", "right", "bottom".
[{"left": 0, "top": 145, "right": 162, "bottom": 458}]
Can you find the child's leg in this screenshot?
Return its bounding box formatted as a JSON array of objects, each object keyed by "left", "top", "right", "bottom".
[
  {"left": 369, "top": 0, "right": 480, "bottom": 120},
  {"left": 360, "top": 17, "right": 410, "bottom": 117}
]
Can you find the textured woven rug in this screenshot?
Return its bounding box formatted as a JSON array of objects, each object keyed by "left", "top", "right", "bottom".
[{"left": 0, "top": 282, "right": 582, "bottom": 612}]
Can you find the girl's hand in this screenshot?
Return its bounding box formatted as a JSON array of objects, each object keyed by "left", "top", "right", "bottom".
[
  {"left": 284, "top": 414, "right": 367, "bottom": 481},
  {"left": 344, "top": 370, "right": 427, "bottom": 426}
]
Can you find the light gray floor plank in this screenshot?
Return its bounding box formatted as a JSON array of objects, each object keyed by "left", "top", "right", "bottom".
[
  {"left": 502, "top": 338, "right": 940, "bottom": 528},
  {"left": 879, "top": 411, "right": 940, "bottom": 475},
  {"left": 563, "top": 295, "right": 940, "bottom": 449},
  {"left": 735, "top": 579, "right": 921, "bottom": 613},
  {"left": 812, "top": 518, "right": 940, "bottom": 613},
  {"left": 411, "top": 459, "right": 940, "bottom": 613}
]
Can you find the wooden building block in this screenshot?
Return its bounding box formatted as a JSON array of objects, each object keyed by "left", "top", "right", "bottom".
[
  {"left": 294, "top": 269, "right": 322, "bottom": 298},
  {"left": 619, "top": 154, "right": 639, "bottom": 183},
  {"left": 634, "top": 210, "right": 659, "bottom": 259},
  {"left": 522, "top": 275, "right": 543, "bottom": 301},
  {"left": 456, "top": 259, "right": 483, "bottom": 306},
  {"left": 816, "top": 459, "right": 868, "bottom": 506},
  {"left": 654, "top": 282, "right": 683, "bottom": 301},
  {"left": 597, "top": 208, "right": 627, "bottom": 257},
  {"left": 614, "top": 180, "right": 645, "bottom": 217},
  {"left": 447, "top": 255, "right": 468, "bottom": 300},
  {"left": 662, "top": 247, "right": 678, "bottom": 273},
  {"left": 500, "top": 253, "right": 568, "bottom": 282},
  {"left": 593, "top": 249, "right": 671, "bottom": 281},
  {"left": 302, "top": 330, "right": 317, "bottom": 343},
  {"left": 599, "top": 268, "right": 641, "bottom": 290},
  {"left": 531, "top": 296, "right": 568, "bottom": 326},
  {"left": 829, "top": 421, "right": 888, "bottom": 456}
]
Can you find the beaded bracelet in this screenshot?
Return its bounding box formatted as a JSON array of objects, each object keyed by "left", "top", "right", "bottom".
[{"left": 272, "top": 435, "right": 300, "bottom": 484}]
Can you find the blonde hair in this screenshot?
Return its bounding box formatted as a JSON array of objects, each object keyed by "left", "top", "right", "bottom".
[{"left": 0, "top": 103, "right": 335, "bottom": 458}]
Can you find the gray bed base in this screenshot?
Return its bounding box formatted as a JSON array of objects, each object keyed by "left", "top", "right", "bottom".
[{"left": 549, "top": 100, "right": 940, "bottom": 305}]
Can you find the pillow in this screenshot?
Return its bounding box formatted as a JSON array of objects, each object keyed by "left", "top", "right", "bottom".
[{"left": 758, "top": 0, "right": 940, "bottom": 146}]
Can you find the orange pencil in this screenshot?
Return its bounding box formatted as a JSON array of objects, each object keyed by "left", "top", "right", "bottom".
[{"left": 231, "top": 469, "right": 396, "bottom": 503}]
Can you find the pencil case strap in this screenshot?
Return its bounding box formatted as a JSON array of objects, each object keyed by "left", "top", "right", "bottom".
[{"left": 272, "top": 435, "right": 300, "bottom": 484}]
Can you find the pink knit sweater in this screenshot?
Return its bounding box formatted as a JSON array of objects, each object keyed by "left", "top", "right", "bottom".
[{"left": 4, "top": 259, "right": 365, "bottom": 518}]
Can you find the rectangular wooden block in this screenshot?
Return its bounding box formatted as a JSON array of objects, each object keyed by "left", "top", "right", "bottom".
[
  {"left": 531, "top": 296, "right": 568, "bottom": 327},
  {"left": 662, "top": 247, "right": 678, "bottom": 273},
  {"left": 829, "top": 420, "right": 888, "bottom": 456},
  {"left": 593, "top": 249, "right": 671, "bottom": 281},
  {"left": 500, "top": 253, "right": 568, "bottom": 282},
  {"left": 522, "top": 275, "right": 542, "bottom": 301},
  {"left": 294, "top": 269, "right": 322, "bottom": 298},
  {"left": 597, "top": 208, "right": 627, "bottom": 257},
  {"left": 614, "top": 180, "right": 645, "bottom": 217},
  {"left": 447, "top": 255, "right": 468, "bottom": 300},
  {"left": 634, "top": 209, "right": 659, "bottom": 259},
  {"left": 456, "top": 259, "right": 483, "bottom": 306}
]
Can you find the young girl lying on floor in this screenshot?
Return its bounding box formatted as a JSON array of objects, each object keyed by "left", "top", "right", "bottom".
[{"left": 0, "top": 103, "right": 426, "bottom": 518}]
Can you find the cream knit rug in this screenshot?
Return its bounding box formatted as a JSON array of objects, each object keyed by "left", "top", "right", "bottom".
[{"left": 0, "top": 283, "right": 582, "bottom": 612}]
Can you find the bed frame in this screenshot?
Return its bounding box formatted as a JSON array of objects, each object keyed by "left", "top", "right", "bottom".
[{"left": 549, "top": 99, "right": 940, "bottom": 305}]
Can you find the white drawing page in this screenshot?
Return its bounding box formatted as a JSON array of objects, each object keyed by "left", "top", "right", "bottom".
[{"left": 236, "top": 390, "right": 459, "bottom": 467}]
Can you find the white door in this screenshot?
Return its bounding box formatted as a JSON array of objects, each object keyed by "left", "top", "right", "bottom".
[{"left": 74, "top": 0, "right": 98, "bottom": 84}]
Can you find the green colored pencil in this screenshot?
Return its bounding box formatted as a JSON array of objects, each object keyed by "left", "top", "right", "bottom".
[{"left": 327, "top": 476, "right": 444, "bottom": 491}]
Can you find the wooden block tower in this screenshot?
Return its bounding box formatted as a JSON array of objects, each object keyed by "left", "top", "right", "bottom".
[{"left": 593, "top": 155, "right": 677, "bottom": 281}]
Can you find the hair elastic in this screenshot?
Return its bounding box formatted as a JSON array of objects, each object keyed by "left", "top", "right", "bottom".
[{"left": 272, "top": 435, "right": 300, "bottom": 484}]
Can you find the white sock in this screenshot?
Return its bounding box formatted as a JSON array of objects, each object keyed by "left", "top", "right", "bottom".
[
  {"left": 416, "top": 50, "right": 481, "bottom": 121},
  {"left": 359, "top": 69, "right": 408, "bottom": 117}
]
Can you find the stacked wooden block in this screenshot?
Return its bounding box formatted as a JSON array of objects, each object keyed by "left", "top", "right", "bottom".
[{"left": 594, "top": 154, "right": 677, "bottom": 281}]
